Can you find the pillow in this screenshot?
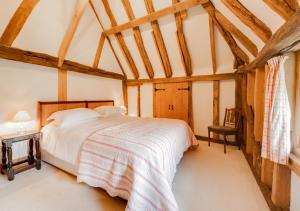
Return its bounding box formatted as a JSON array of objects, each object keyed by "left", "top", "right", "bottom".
[
  {"left": 47, "top": 108, "right": 100, "bottom": 128},
  {"left": 94, "top": 106, "right": 126, "bottom": 117}
]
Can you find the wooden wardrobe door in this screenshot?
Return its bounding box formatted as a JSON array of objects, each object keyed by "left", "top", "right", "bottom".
[
  {"left": 171, "top": 82, "right": 190, "bottom": 123},
  {"left": 154, "top": 83, "right": 172, "bottom": 118},
  {"left": 154, "top": 82, "right": 191, "bottom": 125}
]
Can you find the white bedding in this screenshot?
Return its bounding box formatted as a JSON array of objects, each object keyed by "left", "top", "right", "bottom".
[
  {"left": 41, "top": 116, "right": 198, "bottom": 211},
  {"left": 41, "top": 116, "right": 136, "bottom": 168}
]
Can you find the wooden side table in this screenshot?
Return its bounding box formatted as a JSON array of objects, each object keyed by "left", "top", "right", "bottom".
[{"left": 0, "top": 131, "right": 41, "bottom": 181}]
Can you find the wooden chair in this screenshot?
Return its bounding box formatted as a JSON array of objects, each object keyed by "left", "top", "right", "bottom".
[{"left": 208, "top": 108, "right": 241, "bottom": 153}]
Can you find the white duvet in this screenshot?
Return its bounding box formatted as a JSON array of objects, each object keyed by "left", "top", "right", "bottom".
[{"left": 42, "top": 116, "right": 198, "bottom": 211}]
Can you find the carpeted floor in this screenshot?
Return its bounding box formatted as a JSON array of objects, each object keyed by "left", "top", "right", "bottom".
[{"left": 0, "top": 142, "right": 269, "bottom": 211}]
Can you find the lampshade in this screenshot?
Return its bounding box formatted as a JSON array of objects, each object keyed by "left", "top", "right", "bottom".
[{"left": 13, "top": 111, "right": 31, "bottom": 123}]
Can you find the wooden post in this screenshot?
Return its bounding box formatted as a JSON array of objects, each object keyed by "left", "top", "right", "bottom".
[
  {"left": 58, "top": 69, "right": 67, "bottom": 101},
  {"left": 271, "top": 163, "right": 291, "bottom": 209},
  {"left": 254, "top": 66, "right": 266, "bottom": 142},
  {"left": 123, "top": 81, "right": 128, "bottom": 114},
  {"left": 235, "top": 75, "right": 243, "bottom": 146},
  {"left": 137, "top": 85, "right": 141, "bottom": 117},
  {"left": 213, "top": 81, "right": 220, "bottom": 140},
  {"left": 261, "top": 158, "right": 274, "bottom": 188}
]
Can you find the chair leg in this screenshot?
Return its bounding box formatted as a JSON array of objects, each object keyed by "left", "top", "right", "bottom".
[
  {"left": 223, "top": 135, "right": 227, "bottom": 154},
  {"left": 236, "top": 134, "right": 241, "bottom": 150},
  {"left": 208, "top": 129, "right": 211, "bottom": 147}
]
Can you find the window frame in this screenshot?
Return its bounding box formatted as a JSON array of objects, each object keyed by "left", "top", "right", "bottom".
[{"left": 293, "top": 51, "right": 300, "bottom": 157}]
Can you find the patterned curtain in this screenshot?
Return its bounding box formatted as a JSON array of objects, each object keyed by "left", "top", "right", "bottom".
[{"left": 261, "top": 56, "right": 291, "bottom": 165}]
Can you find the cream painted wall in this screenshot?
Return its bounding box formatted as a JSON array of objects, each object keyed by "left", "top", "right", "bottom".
[
  {"left": 67, "top": 71, "right": 124, "bottom": 105},
  {"left": 0, "top": 60, "right": 57, "bottom": 134},
  {"left": 291, "top": 172, "right": 300, "bottom": 211}
]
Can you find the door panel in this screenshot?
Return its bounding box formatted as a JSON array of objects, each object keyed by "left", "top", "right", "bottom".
[
  {"left": 154, "top": 83, "right": 171, "bottom": 118},
  {"left": 154, "top": 82, "right": 190, "bottom": 124}
]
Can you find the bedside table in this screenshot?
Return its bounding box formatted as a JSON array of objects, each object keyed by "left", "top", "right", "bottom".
[{"left": 0, "top": 131, "right": 42, "bottom": 181}]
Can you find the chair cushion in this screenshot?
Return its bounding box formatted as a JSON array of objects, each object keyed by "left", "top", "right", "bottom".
[{"left": 208, "top": 126, "right": 238, "bottom": 134}]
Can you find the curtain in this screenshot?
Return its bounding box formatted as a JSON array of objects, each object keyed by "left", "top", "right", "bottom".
[{"left": 261, "top": 56, "right": 291, "bottom": 165}]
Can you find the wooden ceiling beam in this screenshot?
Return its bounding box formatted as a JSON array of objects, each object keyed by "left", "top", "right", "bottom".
[
  {"left": 173, "top": 0, "right": 192, "bottom": 76},
  {"left": 89, "top": 0, "right": 127, "bottom": 78},
  {"left": 263, "top": 0, "right": 298, "bottom": 20},
  {"left": 221, "top": 0, "right": 272, "bottom": 43},
  {"left": 209, "top": 16, "right": 217, "bottom": 73},
  {"left": 127, "top": 73, "right": 236, "bottom": 85},
  {"left": 93, "top": 33, "right": 106, "bottom": 68},
  {"left": 144, "top": 0, "right": 172, "bottom": 78},
  {"left": 0, "top": 0, "right": 40, "bottom": 47},
  {"left": 57, "top": 0, "right": 88, "bottom": 67},
  {"left": 285, "top": 0, "right": 299, "bottom": 10},
  {"left": 121, "top": 0, "right": 155, "bottom": 79},
  {"left": 239, "top": 9, "right": 300, "bottom": 72},
  {"left": 0, "top": 45, "right": 125, "bottom": 80},
  {"left": 204, "top": 2, "right": 249, "bottom": 66},
  {"left": 214, "top": 9, "right": 258, "bottom": 57},
  {"left": 102, "top": 0, "right": 139, "bottom": 79},
  {"left": 103, "top": 0, "right": 209, "bottom": 36}
]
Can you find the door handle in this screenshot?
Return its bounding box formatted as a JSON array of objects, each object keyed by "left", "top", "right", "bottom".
[
  {"left": 172, "top": 105, "right": 174, "bottom": 110},
  {"left": 169, "top": 105, "right": 171, "bottom": 110}
]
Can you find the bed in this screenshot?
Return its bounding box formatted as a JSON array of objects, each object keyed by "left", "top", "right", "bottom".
[{"left": 39, "top": 100, "right": 198, "bottom": 211}]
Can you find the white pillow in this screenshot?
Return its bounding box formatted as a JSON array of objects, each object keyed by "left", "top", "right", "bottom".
[
  {"left": 47, "top": 108, "right": 100, "bottom": 128},
  {"left": 94, "top": 106, "right": 126, "bottom": 117}
]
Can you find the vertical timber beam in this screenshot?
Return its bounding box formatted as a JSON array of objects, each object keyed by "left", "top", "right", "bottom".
[
  {"left": 209, "top": 16, "right": 217, "bottom": 73},
  {"left": 123, "top": 81, "right": 128, "bottom": 114},
  {"left": 137, "top": 85, "right": 141, "bottom": 117},
  {"left": 235, "top": 74, "right": 243, "bottom": 146},
  {"left": 144, "top": 0, "right": 173, "bottom": 78},
  {"left": 213, "top": 81, "right": 220, "bottom": 137},
  {"left": 209, "top": 12, "right": 220, "bottom": 139},
  {"left": 271, "top": 164, "right": 291, "bottom": 209},
  {"left": 58, "top": 69, "right": 67, "bottom": 101},
  {"left": 246, "top": 72, "right": 255, "bottom": 154}
]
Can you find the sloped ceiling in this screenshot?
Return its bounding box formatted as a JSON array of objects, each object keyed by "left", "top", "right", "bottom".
[{"left": 0, "top": 0, "right": 292, "bottom": 79}]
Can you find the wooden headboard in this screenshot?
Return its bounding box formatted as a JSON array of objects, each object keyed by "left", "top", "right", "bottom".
[{"left": 38, "top": 100, "right": 114, "bottom": 127}]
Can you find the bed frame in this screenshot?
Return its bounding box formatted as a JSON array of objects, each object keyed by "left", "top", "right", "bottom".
[{"left": 38, "top": 100, "right": 114, "bottom": 128}]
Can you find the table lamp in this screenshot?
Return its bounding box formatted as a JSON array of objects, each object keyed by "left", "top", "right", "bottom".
[{"left": 12, "top": 111, "right": 32, "bottom": 134}]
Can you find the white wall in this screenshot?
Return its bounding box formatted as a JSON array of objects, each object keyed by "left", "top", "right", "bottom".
[
  {"left": 67, "top": 71, "right": 123, "bottom": 105},
  {"left": 0, "top": 60, "right": 57, "bottom": 134},
  {"left": 291, "top": 172, "right": 300, "bottom": 211}
]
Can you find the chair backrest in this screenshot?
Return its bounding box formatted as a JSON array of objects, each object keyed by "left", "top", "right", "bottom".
[{"left": 223, "top": 108, "right": 241, "bottom": 129}]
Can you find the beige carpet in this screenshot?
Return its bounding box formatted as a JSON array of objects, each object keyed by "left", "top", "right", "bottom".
[{"left": 0, "top": 142, "right": 269, "bottom": 211}]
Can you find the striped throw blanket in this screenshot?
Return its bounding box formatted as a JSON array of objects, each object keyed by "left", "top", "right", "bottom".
[
  {"left": 77, "top": 118, "right": 198, "bottom": 211},
  {"left": 261, "top": 56, "right": 291, "bottom": 165}
]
